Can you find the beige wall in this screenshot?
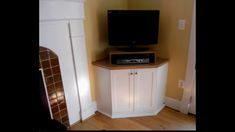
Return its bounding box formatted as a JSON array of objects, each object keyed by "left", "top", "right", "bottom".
[
  {"left": 84, "top": 0, "right": 128, "bottom": 101},
  {"left": 128, "top": 0, "right": 194, "bottom": 100},
  {"left": 84, "top": 0, "right": 194, "bottom": 101},
  {"left": 128, "top": 0, "right": 161, "bottom": 9}
]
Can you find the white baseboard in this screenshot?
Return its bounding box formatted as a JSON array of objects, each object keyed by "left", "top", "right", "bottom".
[
  {"left": 153, "top": 105, "right": 165, "bottom": 115},
  {"left": 91, "top": 101, "right": 97, "bottom": 112},
  {"left": 91, "top": 99, "right": 180, "bottom": 119},
  {"left": 165, "top": 97, "right": 180, "bottom": 111},
  {"left": 97, "top": 109, "right": 112, "bottom": 118},
  {"left": 81, "top": 101, "right": 97, "bottom": 120}
]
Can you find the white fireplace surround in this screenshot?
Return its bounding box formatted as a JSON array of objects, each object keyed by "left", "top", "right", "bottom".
[{"left": 39, "top": 0, "right": 96, "bottom": 125}]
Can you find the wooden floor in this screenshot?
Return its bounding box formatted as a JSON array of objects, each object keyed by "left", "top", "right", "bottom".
[{"left": 69, "top": 107, "right": 196, "bottom": 130}]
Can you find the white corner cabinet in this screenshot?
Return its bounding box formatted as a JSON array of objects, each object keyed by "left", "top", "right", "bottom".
[{"left": 93, "top": 58, "right": 168, "bottom": 118}]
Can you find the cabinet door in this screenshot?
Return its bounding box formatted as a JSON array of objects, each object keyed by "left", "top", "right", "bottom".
[
  {"left": 111, "top": 70, "right": 134, "bottom": 113},
  {"left": 134, "top": 68, "right": 156, "bottom": 112}
]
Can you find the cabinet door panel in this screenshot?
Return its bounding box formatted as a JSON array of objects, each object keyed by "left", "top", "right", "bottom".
[
  {"left": 134, "top": 69, "right": 156, "bottom": 112},
  {"left": 111, "top": 70, "right": 134, "bottom": 113}
]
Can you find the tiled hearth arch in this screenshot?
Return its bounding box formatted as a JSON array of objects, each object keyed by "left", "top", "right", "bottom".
[{"left": 39, "top": 46, "right": 69, "bottom": 127}]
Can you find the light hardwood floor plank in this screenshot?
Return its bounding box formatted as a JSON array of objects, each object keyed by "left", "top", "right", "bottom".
[{"left": 69, "top": 107, "right": 196, "bottom": 130}]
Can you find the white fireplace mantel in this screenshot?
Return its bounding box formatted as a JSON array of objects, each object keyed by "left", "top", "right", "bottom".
[{"left": 40, "top": 0, "right": 95, "bottom": 126}]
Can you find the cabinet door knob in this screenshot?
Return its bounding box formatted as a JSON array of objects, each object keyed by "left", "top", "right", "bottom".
[
  {"left": 135, "top": 72, "right": 137, "bottom": 75},
  {"left": 130, "top": 73, "right": 133, "bottom": 75}
]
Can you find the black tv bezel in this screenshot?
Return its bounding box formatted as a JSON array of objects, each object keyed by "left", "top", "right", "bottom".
[{"left": 107, "top": 10, "right": 160, "bottom": 47}]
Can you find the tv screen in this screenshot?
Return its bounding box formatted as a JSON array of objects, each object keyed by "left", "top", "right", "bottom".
[{"left": 108, "top": 10, "right": 160, "bottom": 47}]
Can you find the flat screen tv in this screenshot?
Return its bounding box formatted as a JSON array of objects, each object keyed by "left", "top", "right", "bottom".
[{"left": 108, "top": 10, "right": 160, "bottom": 50}]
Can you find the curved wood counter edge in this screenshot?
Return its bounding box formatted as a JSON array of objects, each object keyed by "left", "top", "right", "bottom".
[{"left": 92, "top": 58, "right": 169, "bottom": 70}]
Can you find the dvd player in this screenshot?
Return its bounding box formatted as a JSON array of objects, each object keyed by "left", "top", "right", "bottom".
[{"left": 116, "top": 58, "right": 150, "bottom": 65}]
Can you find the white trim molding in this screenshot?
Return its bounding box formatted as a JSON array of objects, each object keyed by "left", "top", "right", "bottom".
[
  {"left": 40, "top": 0, "right": 85, "bottom": 2},
  {"left": 154, "top": 105, "right": 165, "bottom": 115},
  {"left": 180, "top": 0, "right": 196, "bottom": 114},
  {"left": 40, "top": 0, "right": 94, "bottom": 124},
  {"left": 81, "top": 101, "right": 97, "bottom": 120},
  {"left": 81, "top": 106, "right": 95, "bottom": 120},
  {"left": 40, "top": 0, "right": 84, "bottom": 21},
  {"left": 165, "top": 97, "right": 180, "bottom": 111}
]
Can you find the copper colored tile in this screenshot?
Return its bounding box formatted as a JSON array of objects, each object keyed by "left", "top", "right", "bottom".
[
  {"left": 39, "top": 62, "right": 42, "bottom": 68},
  {"left": 52, "top": 66, "right": 60, "bottom": 74},
  {"left": 40, "top": 47, "right": 48, "bottom": 52},
  {"left": 54, "top": 118, "right": 62, "bottom": 123},
  {"left": 59, "top": 103, "right": 66, "bottom": 110},
  {"left": 56, "top": 86, "right": 63, "bottom": 91},
  {"left": 49, "top": 51, "right": 57, "bottom": 59},
  {"left": 41, "top": 60, "right": 50, "bottom": 69},
  {"left": 46, "top": 76, "right": 54, "bottom": 85},
  {"left": 63, "top": 121, "right": 70, "bottom": 127},
  {"left": 58, "top": 100, "right": 65, "bottom": 105},
  {"left": 53, "top": 112, "right": 60, "bottom": 120},
  {"left": 50, "top": 98, "right": 58, "bottom": 107},
  {"left": 57, "top": 96, "right": 65, "bottom": 104},
  {"left": 60, "top": 108, "right": 68, "bottom": 117},
  {"left": 56, "top": 90, "right": 64, "bottom": 98},
  {"left": 50, "top": 58, "right": 59, "bottom": 67},
  {"left": 52, "top": 106, "right": 59, "bottom": 113},
  {"left": 49, "top": 92, "right": 57, "bottom": 100},
  {"left": 47, "top": 84, "right": 55, "bottom": 94},
  {"left": 40, "top": 51, "right": 49, "bottom": 61},
  {"left": 43, "top": 69, "right": 52, "bottom": 77},
  {"left": 55, "top": 81, "right": 63, "bottom": 89},
  {"left": 62, "top": 116, "right": 68, "bottom": 122},
  {"left": 53, "top": 74, "right": 62, "bottom": 82}
]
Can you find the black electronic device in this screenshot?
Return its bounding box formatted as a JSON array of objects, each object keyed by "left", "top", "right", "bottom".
[
  {"left": 109, "top": 49, "right": 156, "bottom": 65},
  {"left": 116, "top": 58, "right": 150, "bottom": 65},
  {"left": 108, "top": 10, "right": 160, "bottom": 50}
]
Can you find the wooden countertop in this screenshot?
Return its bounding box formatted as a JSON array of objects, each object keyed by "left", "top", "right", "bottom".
[{"left": 92, "top": 58, "right": 169, "bottom": 70}]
